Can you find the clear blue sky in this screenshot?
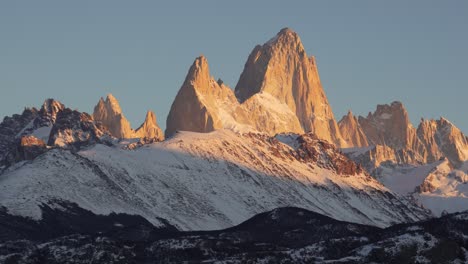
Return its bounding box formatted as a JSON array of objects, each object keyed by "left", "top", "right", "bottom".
[{"left": 1, "top": 1, "right": 467, "bottom": 133}]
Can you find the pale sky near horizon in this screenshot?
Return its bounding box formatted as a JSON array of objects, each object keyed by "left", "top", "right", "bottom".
[{"left": 1, "top": 1, "right": 467, "bottom": 133}]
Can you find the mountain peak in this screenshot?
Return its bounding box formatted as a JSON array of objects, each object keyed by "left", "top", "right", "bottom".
[
  {"left": 104, "top": 93, "right": 123, "bottom": 114},
  {"left": 134, "top": 110, "right": 164, "bottom": 141},
  {"left": 39, "top": 99, "right": 65, "bottom": 123},
  {"left": 266, "top": 27, "right": 304, "bottom": 52},
  {"left": 93, "top": 94, "right": 132, "bottom": 138},
  {"left": 235, "top": 28, "right": 346, "bottom": 147}
]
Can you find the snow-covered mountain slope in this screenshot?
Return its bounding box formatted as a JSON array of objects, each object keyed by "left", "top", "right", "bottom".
[
  {"left": 344, "top": 146, "right": 468, "bottom": 216},
  {"left": 416, "top": 159, "right": 468, "bottom": 216},
  {"left": 0, "top": 130, "right": 429, "bottom": 230}
]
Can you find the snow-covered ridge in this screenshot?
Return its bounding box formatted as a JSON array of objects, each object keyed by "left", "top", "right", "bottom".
[{"left": 0, "top": 130, "right": 428, "bottom": 230}]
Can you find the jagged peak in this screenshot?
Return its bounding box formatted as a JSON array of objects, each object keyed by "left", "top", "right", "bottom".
[
  {"left": 144, "top": 110, "right": 157, "bottom": 124},
  {"left": 183, "top": 55, "right": 211, "bottom": 88},
  {"left": 266, "top": 27, "right": 304, "bottom": 52},
  {"left": 41, "top": 98, "right": 65, "bottom": 113},
  {"left": 103, "top": 93, "right": 122, "bottom": 114}
]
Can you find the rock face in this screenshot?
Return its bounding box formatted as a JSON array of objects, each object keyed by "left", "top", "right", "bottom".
[
  {"left": 93, "top": 94, "right": 164, "bottom": 141},
  {"left": 93, "top": 94, "right": 133, "bottom": 139},
  {"left": 358, "top": 101, "right": 424, "bottom": 155},
  {"left": 134, "top": 111, "right": 164, "bottom": 141},
  {"left": 235, "top": 28, "right": 346, "bottom": 147},
  {"left": 342, "top": 101, "right": 468, "bottom": 169},
  {"left": 166, "top": 29, "right": 344, "bottom": 145},
  {"left": 417, "top": 118, "right": 468, "bottom": 167},
  {"left": 338, "top": 111, "right": 369, "bottom": 147},
  {"left": 165, "top": 55, "right": 303, "bottom": 137},
  {"left": 166, "top": 56, "right": 226, "bottom": 136},
  {"left": 48, "top": 109, "right": 106, "bottom": 149}
]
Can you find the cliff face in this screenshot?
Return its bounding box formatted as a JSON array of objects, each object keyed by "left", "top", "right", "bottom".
[
  {"left": 165, "top": 55, "right": 304, "bottom": 138},
  {"left": 342, "top": 101, "right": 468, "bottom": 169},
  {"left": 235, "top": 28, "right": 346, "bottom": 147},
  {"left": 93, "top": 94, "right": 134, "bottom": 139},
  {"left": 134, "top": 111, "right": 164, "bottom": 140},
  {"left": 166, "top": 29, "right": 344, "bottom": 145},
  {"left": 417, "top": 118, "right": 468, "bottom": 168},
  {"left": 93, "top": 94, "right": 164, "bottom": 141},
  {"left": 338, "top": 111, "right": 369, "bottom": 147}
]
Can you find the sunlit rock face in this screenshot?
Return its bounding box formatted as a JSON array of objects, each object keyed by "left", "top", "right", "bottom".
[
  {"left": 417, "top": 117, "right": 468, "bottom": 168},
  {"left": 338, "top": 111, "right": 369, "bottom": 147},
  {"left": 166, "top": 29, "right": 344, "bottom": 145},
  {"left": 235, "top": 28, "right": 347, "bottom": 147},
  {"left": 134, "top": 110, "right": 164, "bottom": 141},
  {"left": 344, "top": 101, "right": 468, "bottom": 168},
  {"left": 93, "top": 94, "right": 133, "bottom": 139},
  {"left": 165, "top": 55, "right": 304, "bottom": 138},
  {"left": 93, "top": 94, "right": 164, "bottom": 141}
]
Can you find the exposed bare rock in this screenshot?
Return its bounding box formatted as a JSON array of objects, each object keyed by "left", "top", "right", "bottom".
[
  {"left": 165, "top": 56, "right": 225, "bottom": 137},
  {"left": 338, "top": 111, "right": 369, "bottom": 147},
  {"left": 358, "top": 101, "right": 424, "bottom": 153},
  {"left": 134, "top": 111, "right": 164, "bottom": 141},
  {"left": 418, "top": 118, "right": 468, "bottom": 167},
  {"left": 93, "top": 94, "right": 164, "bottom": 141},
  {"left": 16, "top": 135, "right": 47, "bottom": 161},
  {"left": 93, "top": 94, "right": 133, "bottom": 139},
  {"left": 48, "top": 108, "right": 106, "bottom": 150},
  {"left": 235, "top": 28, "right": 346, "bottom": 147},
  {"left": 0, "top": 108, "right": 38, "bottom": 167},
  {"left": 165, "top": 55, "right": 304, "bottom": 137}
]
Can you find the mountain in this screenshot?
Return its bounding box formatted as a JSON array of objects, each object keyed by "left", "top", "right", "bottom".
[
  {"left": 0, "top": 127, "right": 429, "bottom": 231},
  {"left": 341, "top": 102, "right": 468, "bottom": 217},
  {"left": 339, "top": 110, "right": 369, "bottom": 147},
  {"left": 93, "top": 94, "right": 133, "bottom": 138},
  {"left": 1, "top": 206, "right": 466, "bottom": 264},
  {"left": 0, "top": 99, "right": 108, "bottom": 170},
  {"left": 166, "top": 28, "right": 346, "bottom": 147},
  {"left": 133, "top": 110, "right": 164, "bottom": 140},
  {"left": 343, "top": 101, "right": 468, "bottom": 168},
  {"left": 165, "top": 55, "right": 304, "bottom": 137},
  {"left": 93, "top": 94, "right": 164, "bottom": 141},
  {"left": 235, "top": 28, "right": 347, "bottom": 147},
  {"left": 417, "top": 117, "right": 468, "bottom": 168}
]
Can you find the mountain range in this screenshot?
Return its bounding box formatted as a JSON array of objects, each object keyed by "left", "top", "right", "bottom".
[{"left": 0, "top": 28, "right": 467, "bottom": 263}]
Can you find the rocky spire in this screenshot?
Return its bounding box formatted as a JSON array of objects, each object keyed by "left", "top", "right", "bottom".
[
  {"left": 93, "top": 94, "right": 133, "bottom": 138},
  {"left": 165, "top": 55, "right": 304, "bottom": 137},
  {"left": 235, "top": 28, "right": 347, "bottom": 147},
  {"left": 135, "top": 110, "right": 164, "bottom": 141},
  {"left": 39, "top": 99, "right": 65, "bottom": 124},
  {"left": 338, "top": 110, "right": 369, "bottom": 147},
  {"left": 165, "top": 56, "right": 227, "bottom": 137},
  {"left": 417, "top": 117, "right": 468, "bottom": 167},
  {"left": 358, "top": 101, "right": 424, "bottom": 153}
]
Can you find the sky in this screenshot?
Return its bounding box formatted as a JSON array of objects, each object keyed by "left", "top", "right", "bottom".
[{"left": 0, "top": 1, "right": 467, "bottom": 133}]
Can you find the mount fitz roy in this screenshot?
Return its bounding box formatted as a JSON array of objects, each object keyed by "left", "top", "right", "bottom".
[{"left": 0, "top": 28, "right": 467, "bottom": 263}]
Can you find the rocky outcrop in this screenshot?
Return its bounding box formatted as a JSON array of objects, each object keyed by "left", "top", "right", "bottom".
[
  {"left": 166, "top": 28, "right": 342, "bottom": 141},
  {"left": 343, "top": 102, "right": 468, "bottom": 169},
  {"left": 93, "top": 94, "right": 164, "bottom": 141},
  {"left": 165, "top": 55, "right": 303, "bottom": 137},
  {"left": 235, "top": 28, "right": 347, "bottom": 147},
  {"left": 0, "top": 108, "right": 38, "bottom": 167},
  {"left": 358, "top": 101, "right": 425, "bottom": 154},
  {"left": 338, "top": 111, "right": 369, "bottom": 147},
  {"left": 134, "top": 111, "right": 164, "bottom": 141},
  {"left": 93, "top": 94, "right": 133, "bottom": 139},
  {"left": 165, "top": 56, "right": 226, "bottom": 136},
  {"left": 48, "top": 108, "right": 106, "bottom": 149},
  {"left": 16, "top": 135, "right": 47, "bottom": 161},
  {"left": 417, "top": 118, "right": 468, "bottom": 168}
]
